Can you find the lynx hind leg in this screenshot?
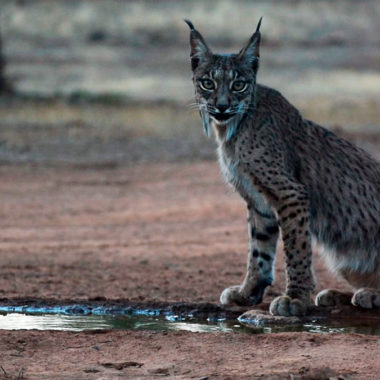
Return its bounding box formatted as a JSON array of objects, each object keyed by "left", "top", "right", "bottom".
[
  {"left": 220, "top": 204, "right": 279, "bottom": 306},
  {"left": 315, "top": 289, "right": 353, "bottom": 307}
]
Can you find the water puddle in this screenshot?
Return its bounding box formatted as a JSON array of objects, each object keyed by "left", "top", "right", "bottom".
[
  {"left": 1, "top": 312, "right": 380, "bottom": 335},
  {"left": 0, "top": 313, "right": 239, "bottom": 333},
  {"left": 0, "top": 302, "right": 380, "bottom": 335}
]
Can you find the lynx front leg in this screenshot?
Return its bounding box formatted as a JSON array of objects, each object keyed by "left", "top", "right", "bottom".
[
  {"left": 269, "top": 191, "right": 316, "bottom": 316},
  {"left": 220, "top": 203, "right": 279, "bottom": 306}
]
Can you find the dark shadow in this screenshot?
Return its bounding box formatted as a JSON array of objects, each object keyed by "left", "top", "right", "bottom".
[{"left": 0, "top": 27, "right": 13, "bottom": 94}]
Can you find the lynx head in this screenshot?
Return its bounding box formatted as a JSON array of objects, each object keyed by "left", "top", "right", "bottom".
[{"left": 185, "top": 18, "right": 262, "bottom": 140}]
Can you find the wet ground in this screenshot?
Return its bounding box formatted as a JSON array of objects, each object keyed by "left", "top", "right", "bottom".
[
  {"left": 1, "top": 161, "right": 380, "bottom": 379},
  {"left": 2, "top": 300, "right": 380, "bottom": 336}
]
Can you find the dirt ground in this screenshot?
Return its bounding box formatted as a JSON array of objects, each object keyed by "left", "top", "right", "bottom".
[{"left": 0, "top": 161, "right": 379, "bottom": 379}]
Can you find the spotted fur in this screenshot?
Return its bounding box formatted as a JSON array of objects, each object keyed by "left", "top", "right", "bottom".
[{"left": 186, "top": 19, "right": 380, "bottom": 316}]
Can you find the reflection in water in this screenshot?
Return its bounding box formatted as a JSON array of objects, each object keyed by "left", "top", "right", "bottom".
[
  {"left": 1, "top": 313, "right": 380, "bottom": 335},
  {"left": 0, "top": 313, "right": 112, "bottom": 332}
]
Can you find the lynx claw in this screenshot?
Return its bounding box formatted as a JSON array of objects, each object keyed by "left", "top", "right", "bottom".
[
  {"left": 352, "top": 288, "right": 380, "bottom": 309},
  {"left": 269, "top": 295, "right": 308, "bottom": 317}
]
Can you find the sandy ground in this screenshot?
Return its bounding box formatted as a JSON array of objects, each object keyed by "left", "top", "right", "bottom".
[
  {"left": 0, "top": 161, "right": 379, "bottom": 379},
  {"left": 1, "top": 329, "right": 379, "bottom": 379}
]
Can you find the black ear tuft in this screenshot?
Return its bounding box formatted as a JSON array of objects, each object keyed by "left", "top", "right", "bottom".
[
  {"left": 184, "top": 19, "right": 195, "bottom": 31},
  {"left": 256, "top": 17, "right": 263, "bottom": 33}
]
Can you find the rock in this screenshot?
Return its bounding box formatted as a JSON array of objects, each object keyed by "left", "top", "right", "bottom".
[{"left": 238, "top": 310, "right": 303, "bottom": 326}]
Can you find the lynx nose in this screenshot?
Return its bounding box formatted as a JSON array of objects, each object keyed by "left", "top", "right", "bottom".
[{"left": 216, "top": 104, "right": 229, "bottom": 113}]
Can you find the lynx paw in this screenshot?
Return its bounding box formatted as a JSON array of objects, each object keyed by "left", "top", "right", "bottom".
[
  {"left": 269, "top": 295, "right": 308, "bottom": 316},
  {"left": 352, "top": 288, "right": 380, "bottom": 309},
  {"left": 220, "top": 285, "right": 252, "bottom": 306},
  {"left": 315, "top": 289, "right": 352, "bottom": 307},
  {"left": 220, "top": 280, "right": 270, "bottom": 306}
]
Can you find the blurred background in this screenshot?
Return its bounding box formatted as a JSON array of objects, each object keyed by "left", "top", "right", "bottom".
[{"left": 0, "top": 0, "right": 379, "bottom": 165}]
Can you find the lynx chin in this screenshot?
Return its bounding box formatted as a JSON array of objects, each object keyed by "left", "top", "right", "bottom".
[{"left": 185, "top": 18, "right": 380, "bottom": 316}]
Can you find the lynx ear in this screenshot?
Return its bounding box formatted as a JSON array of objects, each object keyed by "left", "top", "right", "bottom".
[
  {"left": 237, "top": 17, "right": 262, "bottom": 70},
  {"left": 184, "top": 19, "right": 212, "bottom": 71}
]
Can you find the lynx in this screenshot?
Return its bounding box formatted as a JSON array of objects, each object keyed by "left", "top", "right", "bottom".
[{"left": 185, "top": 19, "right": 380, "bottom": 316}]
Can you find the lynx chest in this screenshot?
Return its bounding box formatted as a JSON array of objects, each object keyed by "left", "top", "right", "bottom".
[{"left": 217, "top": 145, "right": 266, "bottom": 208}]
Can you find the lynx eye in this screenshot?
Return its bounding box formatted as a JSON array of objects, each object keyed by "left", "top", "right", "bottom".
[
  {"left": 199, "top": 79, "right": 215, "bottom": 91},
  {"left": 232, "top": 81, "right": 247, "bottom": 92}
]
